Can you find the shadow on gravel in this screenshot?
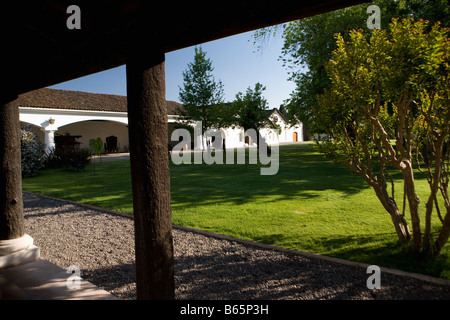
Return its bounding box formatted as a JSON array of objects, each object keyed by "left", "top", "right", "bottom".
[
  {"left": 83, "top": 263, "right": 136, "bottom": 300},
  {"left": 22, "top": 191, "right": 450, "bottom": 301},
  {"left": 172, "top": 247, "right": 450, "bottom": 300},
  {"left": 86, "top": 243, "right": 450, "bottom": 300}
]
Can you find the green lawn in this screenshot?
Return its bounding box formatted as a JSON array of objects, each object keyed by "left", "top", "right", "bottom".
[{"left": 22, "top": 143, "right": 450, "bottom": 279}]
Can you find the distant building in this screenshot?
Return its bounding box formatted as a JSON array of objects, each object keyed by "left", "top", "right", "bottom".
[{"left": 18, "top": 88, "right": 302, "bottom": 153}]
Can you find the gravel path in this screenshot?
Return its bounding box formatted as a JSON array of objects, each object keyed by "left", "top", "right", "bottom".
[{"left": 23, "top": 191, "right": 450, "bottom": 300}]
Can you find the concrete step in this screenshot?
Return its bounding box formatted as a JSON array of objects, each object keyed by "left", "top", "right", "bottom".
[{"left": 0, "top": 259, "right": 119, "bottom": 300}]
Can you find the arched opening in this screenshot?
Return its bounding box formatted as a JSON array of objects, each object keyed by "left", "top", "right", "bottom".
[{"left": 56, "top": 120, "right": 129, "bottom": 153}]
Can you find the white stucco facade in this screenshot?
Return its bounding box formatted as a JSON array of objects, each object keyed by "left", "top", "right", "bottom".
[
  {"left": 19, "top": 106, "right": 303, "bottom": 153},
  {"left": 188, "top": 109, "right": 303, "bottom": 151},
  {"left": 264, "top": 109, "right": 304, "bottom": 144},
  {"left": 20, "top": 107, "right": 129, "bottom": 152}
]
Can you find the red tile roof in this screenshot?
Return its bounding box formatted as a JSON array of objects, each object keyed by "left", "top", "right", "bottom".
[{"left": 17, "top": 88, "right": 182, "bottom": 115}]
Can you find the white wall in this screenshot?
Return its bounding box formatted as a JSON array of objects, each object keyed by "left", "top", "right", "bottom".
[
  {"left": 19, "top": 107, "right": 303, "bottom": 153},
  {"left": 19, "top": 107, "right": 130, "bottom": 153},
  {"left": 57, "top": 120, "right": 129, "bottom": 152},
  {"left": 266, "top": 110, "right": 303, "bottom": 144},
  {"left": 19, "top": 107, "right": 128, "bottom": 128}
]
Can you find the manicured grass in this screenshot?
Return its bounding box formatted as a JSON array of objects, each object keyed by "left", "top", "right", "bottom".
[{"left": 22, "top": 144, "right": 450, "bottom": 279}]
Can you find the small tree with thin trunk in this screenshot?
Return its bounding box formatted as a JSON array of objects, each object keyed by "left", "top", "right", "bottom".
[
  {"left": 89, "top": 137, "right": 103, "bottom": 175},
  {"left": 316, "top": 18, "right": 450, "bottom": 256}
]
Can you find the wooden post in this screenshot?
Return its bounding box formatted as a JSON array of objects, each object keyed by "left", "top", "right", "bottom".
[
  {"left": 126, "top": 46, "right": 175, "bottom": 299},
  {"left": 0, "top": 94, "right": 25, "bottom": 241},
  {"left": 0, "top": 94, "right": 40, "bottom": 269}
]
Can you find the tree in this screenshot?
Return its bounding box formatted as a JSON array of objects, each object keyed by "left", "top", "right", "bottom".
[
  {"left": 253, "top": 0, "right": 450, "bottom": 139},
  {"left": 177, "top": 46, "right": 226, "bottom": 149},
  {"left": 89, "top": 137, "right": 103, "bottom": 175},
  {"left": 316, "top": 18, "right": 450, "bottom": 256},
  {"left": 231, "top": 83, "right": 274, "bottom": 148}
]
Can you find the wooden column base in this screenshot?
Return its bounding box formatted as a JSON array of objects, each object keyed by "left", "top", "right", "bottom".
[{"left": 0, "top": 234, "right": 40, "bottom": 269}]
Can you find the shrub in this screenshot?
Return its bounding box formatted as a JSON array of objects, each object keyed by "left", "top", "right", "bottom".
[
  {"left": 46, "top": 146, "right": 91, "bottom": 170},
  {"left": 20, "top": 126, "right": 46, "bottom": 177}
]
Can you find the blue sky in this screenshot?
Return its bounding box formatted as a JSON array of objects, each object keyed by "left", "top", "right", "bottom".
[{"left": 49, "top": 29, "right": 297, "bottom": 109}]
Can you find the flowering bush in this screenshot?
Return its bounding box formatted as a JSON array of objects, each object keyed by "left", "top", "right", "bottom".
[{"left": 20, "top": 126, "right": 46, "bottom": 177}]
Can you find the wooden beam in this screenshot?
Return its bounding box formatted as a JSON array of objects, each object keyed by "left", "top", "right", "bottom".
[
  {"left": 3, "top": 0, "right": 368, "bottom": 96},
  {"left": 126, "top": 45, "right": 175, "bottom": 299},
  {"left": 0, "top": 95, "right": 25, "bottom": 241}
]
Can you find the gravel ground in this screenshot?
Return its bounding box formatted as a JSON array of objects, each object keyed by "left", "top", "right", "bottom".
[{"left": 23, "top": 191, "right": 450, "bottom": 300}]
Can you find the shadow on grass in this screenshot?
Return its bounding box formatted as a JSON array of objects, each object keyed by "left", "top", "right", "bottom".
[
  {"left": 310, "top": 233, "right": 450, "bottom": 280},
  {"left": 247, "top": 228, "right": 450, "bottom": 281},
  {"left": 23, "top": 144, "right": 370, "bottom": 212},
  {"left": 170, "top": 144, "right": 370, "bottom": 208},
  {"left": 22, "top": 191, "right": 133, "bottom": 218}
]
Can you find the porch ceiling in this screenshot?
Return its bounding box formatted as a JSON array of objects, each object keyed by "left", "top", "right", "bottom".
[{"left": 2, "top": 0, "right": 367, "bottom": 97}]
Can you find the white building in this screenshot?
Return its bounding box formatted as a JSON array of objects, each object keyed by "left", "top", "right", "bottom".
[{"left": 18, "top": 88, "right": 303, "bottom": 153}]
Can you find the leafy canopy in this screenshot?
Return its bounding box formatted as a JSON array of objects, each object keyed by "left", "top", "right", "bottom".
[
  {"left": 177, "top": 46, "right": 226, "bottom": 133},
  {"left": 316, "top": 18, "right": 450, "bottom": 255},
  {"left": 231, "top": 83, "right": 270, "bottom": 131},
  {"left": 253, "top": 0, "right": 450, "bottom": 138}
]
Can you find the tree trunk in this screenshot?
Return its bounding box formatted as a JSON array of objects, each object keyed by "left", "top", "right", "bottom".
[
  {"left": 423, "top": 137, "right": 445, "bottom": 254},
  {"left": 434, "top": 208, "right": 450, "bottom": 255},
  {"left": 401, "top": 160, "right": 422, "bottom": 252},
  {"left": 0, "top": 94, "right": 25, "bottom": 241},
  {"left": 372, "top": 183, "right": 411, "bottom": 243},
  {"left": 389, "top": 211, "right": 411, "bottom": 244},
  {"left": 126, "top": 46, "right": 175, "bottom": 300}
]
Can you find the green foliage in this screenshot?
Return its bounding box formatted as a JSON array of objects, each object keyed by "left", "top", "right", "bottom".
[
  {"left": 20, "top": 126, "right": 46, "bottom": 177},
  {"left": 231, "top": 83, "right": 271, "bottom": 129},
  {"left": 253, "top": 0, "right": 450, "bottom": 138},
  {"left": 89, "top": 137, "right": 103, "bottom": 175},
  {"left": 46, "top": 147, "right": 91, "bottom": 171},
  {"left": 316, "top": 18, "right": 450, "bottom": 255},
  {"left": 317, "top": 18, "right": 449, "bottom": 156},
  {"left": 230, "top": 83, "right": 279, "bottom": 147},
  {"left": 177, "top": 46, "right": 227, "bottom": 135},
  {"left": 89, "top": 137, "right": 103, "bottom": 156}
]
